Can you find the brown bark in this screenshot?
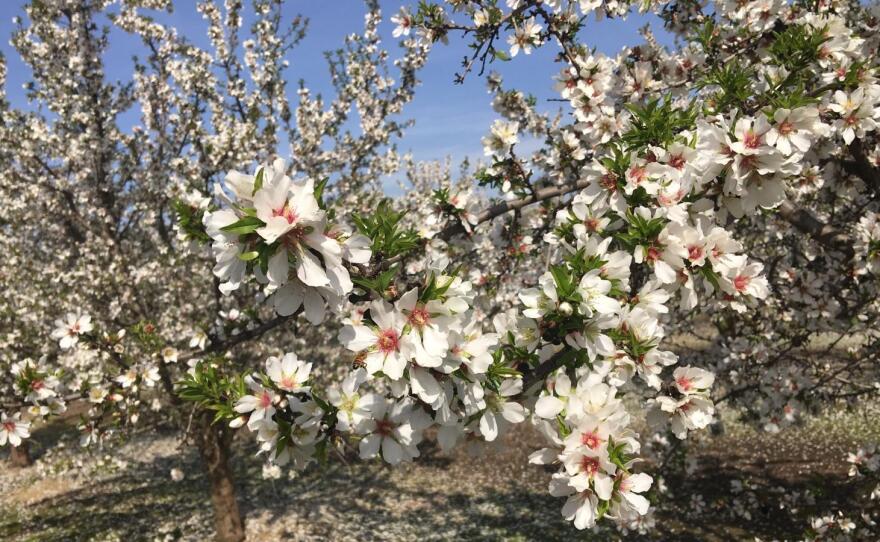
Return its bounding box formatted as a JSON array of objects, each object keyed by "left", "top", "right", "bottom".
[
  {"left": 778, "top": 201, "right": 854, "bottom": 259},
  {"left": 197, "top": 416, "right": 245, "bottom": 542},
  {"left": 9, "top": 441, "right": 33, "bottom": 467}
]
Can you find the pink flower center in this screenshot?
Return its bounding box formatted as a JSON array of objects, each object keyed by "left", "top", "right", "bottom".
[
  {"left": 377, "top": 329, "right": 400, "bottom": 354},
  {"left": 580, "top": 456, "right": 600, "bottom": 476},
  {"left": 646, "top": 246, "right": 662, "bottom": 262},
  {"left": 581, "top": 431, "right": 602, "bottom": 450},
  {"left": 629, "top": 165, "right": 646, "bottom": 183},
  {"left": 259, "top": 391, "right": 273, "bottom": 409},
  {"left": 375, "top": 418, "right": 394, "bottom": 436},
  {"left": 67, "top": 324, "right": 80, "bottom": 337},
  {"left": 668, "top": 154, "right": 686, "bottom": 170},
  {"left": 280, "top": 376, "right": 297, "bottom": 390},
  {"left": 688, "top": 245, "right": 704, "bottom": 262},
  {"left": 272, "top": 203, "right": 299, "bottom": 225},
  {"left": 408, "top": 307, "right": 431, "bottom": 328},
  {"left": 733, "top": 274, "right": 750, "bottom": 292},
  {"left": 676, "top": 376, "right": 693, "bottom": 392},
  {"left": 2, "top": 421, "right": 15, "bottom": 432},
  {"left": 599, "top": 173, "right": 618, "bottom": 192},
  {"left": 743, "top": 130, "right": 761, "bottom": 149},
  {"left": 777, "top": 120, "right": 794, "bottom": 136}
]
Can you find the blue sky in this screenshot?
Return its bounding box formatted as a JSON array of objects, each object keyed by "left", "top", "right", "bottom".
[{"left": 0, "top": 1, "right": 672, "bottom": 171}]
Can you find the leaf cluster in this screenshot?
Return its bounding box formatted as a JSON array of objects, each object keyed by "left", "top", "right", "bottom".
[{"left": 177, "top": 361, "right": 245, "bottom": 425}]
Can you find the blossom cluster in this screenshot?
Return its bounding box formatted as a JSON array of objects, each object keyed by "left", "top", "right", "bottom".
[{"left": 204, "top": 159, "right": 372, "bottom": 323}]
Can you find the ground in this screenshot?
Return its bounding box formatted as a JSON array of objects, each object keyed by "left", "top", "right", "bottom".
[{"left": 1, "top": 402, "right": 878, "bottom": 541}]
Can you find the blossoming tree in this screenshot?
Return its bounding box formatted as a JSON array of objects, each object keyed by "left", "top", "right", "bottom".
[{"left": 2, "top": 0, "right": 880, "bottom": 540}]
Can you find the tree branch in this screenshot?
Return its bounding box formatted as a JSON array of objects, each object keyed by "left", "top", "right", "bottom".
[
  {"left": 437, "top": 178, "right": 592, "bottom": 241},
  {"left": 777, "top": 200, "right": 854, "bottom": 259},
  {"left": 179, "top": 310, "right": 301, "bottom": 363}
]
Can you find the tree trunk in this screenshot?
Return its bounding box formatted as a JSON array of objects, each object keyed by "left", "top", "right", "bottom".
[
  {"left": 197, "top": 416, "right": 245, "bottom": 542},
  {"left": 10, "top": 441, "right": 33, "bottom": 467}
]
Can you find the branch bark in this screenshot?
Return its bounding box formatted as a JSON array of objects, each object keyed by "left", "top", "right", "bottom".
[
  {"left": 777, "top": 200, "right": 854, "bottom": 259},
  {"left": 520, "top": 349, "right": 568, "bottom": 393},
  {"left": 196, "top": 414, "right": 245, "bottom": 542},
  {"left": 842, "top": 140, "right": 880, "bottom": 194},
  {"left": 437, "top": 178, "right": 592, "bottom": 241},
  {"left": 179, "top": 310, "right": 301, "bottom": 363}
]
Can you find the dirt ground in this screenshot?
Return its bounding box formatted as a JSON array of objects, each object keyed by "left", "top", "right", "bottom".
[{"left": 1, "top": 401, "right": 878, "bottom": 542}]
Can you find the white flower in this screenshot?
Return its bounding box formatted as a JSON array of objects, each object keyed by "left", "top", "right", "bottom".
[
  {"left": 328, "top": 368, "right": 375, "bottom": 432},
  {"left": 51, "top": 313, "right": 93, "bottom": 350},
  {"left": 534, "top": 373, "right": 573, "bottom": 419},
  {"left": 116, "top": 368, "right": 138, "bottom": 388},
  {"left": 141, "top": 365, "right": 161, "bottom": 387},
  {"left": 255, "top": 177, "right": 333, "bottom": 288},
  {"left": 550, "top": 474, "right": 601, "bottom": 530},
  {"left": 482, "top": 119, "right": 519, "bottom": 157},
  {"left": 234, "top": 376, "right": 279, "bottom": 430},
  {"left": 721, "top": 262, "right": 770, "bottom": 300},
  {"left": 265, "top": 352, "right": 311, "bottom": 393},
  {"left": 577, "top": 271, "right": 620, "bottom": 317},
  {"left": 473, "top": 9, "right": 490, "bottom": 27},
  {"left": 615, "top": 472, "right": 653, "bottom": 516},
  {"left": 445, "top": 318, "right": 498, "bottom": 374},
  {"left": 519, "top": 272, "right": 558, "bottom": 319},
  {"left": 829, "top": 88, "right": 878, "bottom": 145},
  {"left": 339, "top": 300, "right": 412, "bottom": 380},
  {"left": 204, "top": 208, "right": 248, "bottom": 294},
  {"left": 390, "top": 8, "right": 412, "bottom": 38},
  {"left": 396, "top": 287, "right": 449, "bottom": 366},
  {"left": 161, "top": 347, "right": 178, "bottom": 363},
  {"left": 88, "top": 386, "right": 108, "bottom": 404},
  {"left": 507, "top": 17, "right": 542, "bottom": 57},
  {"left": 479, "top": 378, "right": 526, "bottom": 441},
  {"left": 358, "top": 398, "right": 430, "bottom": 465},
  {"left": 765, "top": 107, "right": 825, "bottom": 155},
  {"left": 657, "top": 394, "right": 715, "bottom": 439},
  {"left": 565, "top": 314, "right": 617, "bottom": 362},
  {"left": 672, "top": 366, "right": 715, "bottom": 395},
  {"left": 559, "top": 445, "right": 617, "bottom": 499},
  {"left": 0, "top": 412, "right": 31, "bottom": 447},
  {"left": 189, "top": 330, "right": 208, "bottom": 350}
]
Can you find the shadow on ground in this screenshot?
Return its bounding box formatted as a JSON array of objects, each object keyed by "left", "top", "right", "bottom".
[{"left": 2, "top": 405, "right": 879, "bottom": 541}]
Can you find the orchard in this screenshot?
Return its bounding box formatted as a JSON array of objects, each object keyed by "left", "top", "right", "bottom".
[{"left": 1, "top": 0, "right": 879, "bottom": 540}]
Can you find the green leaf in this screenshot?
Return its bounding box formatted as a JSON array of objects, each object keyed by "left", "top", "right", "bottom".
[
  {"left": 252, "top": 167, "right": 265, "bottom": 195},
  {"left": 352, "top": 200, "right": 421, "bottom": 259},
  {"left": 314, "top": 177, "right": 329, "bottom": 210},
  {"left": 220, "top": 216, "right": 265, "bottom": 235},
  {"left": 172, "top": 198, "right": 212, "bottom": 244}
]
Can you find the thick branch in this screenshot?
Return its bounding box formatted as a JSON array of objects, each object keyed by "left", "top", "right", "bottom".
[
  {"left": 842, "top": 140, "right": 880, "bottom": 194},
  {"left": 777, "top": 200, "right": 854, "bottom": 259},
  {"left": 520, "top": 349, "right": 568, "bottom": 393}
]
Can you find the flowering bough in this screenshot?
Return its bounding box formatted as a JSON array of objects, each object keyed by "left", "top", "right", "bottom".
[{"left": 3, "top": 0, "right": 880, "bottom": 540}]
